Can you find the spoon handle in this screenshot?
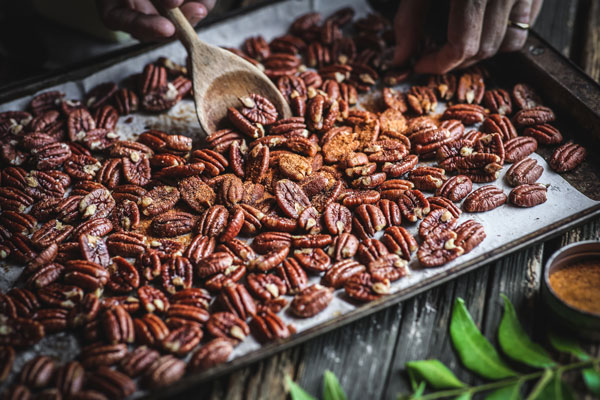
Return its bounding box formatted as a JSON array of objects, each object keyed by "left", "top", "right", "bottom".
[{"left": 155, "top": 5, "right": 219, "bottom": 65}]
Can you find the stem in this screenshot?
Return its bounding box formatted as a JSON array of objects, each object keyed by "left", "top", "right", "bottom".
[{"left": 406, "top": 358, "right": 598, "bottom": 400}]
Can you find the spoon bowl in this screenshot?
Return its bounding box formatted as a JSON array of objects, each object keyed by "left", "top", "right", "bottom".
[{"left": 160, "top": 7, "right": 291, "bottom": 137}]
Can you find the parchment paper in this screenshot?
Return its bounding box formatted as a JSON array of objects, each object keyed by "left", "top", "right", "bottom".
[{"left": 0, "top": 0, "right": 597, "bottom": 396}]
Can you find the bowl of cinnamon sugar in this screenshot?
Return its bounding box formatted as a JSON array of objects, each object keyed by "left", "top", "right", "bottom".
[{"left": 543, "top": 240, "right": 600, "bottom": 340}]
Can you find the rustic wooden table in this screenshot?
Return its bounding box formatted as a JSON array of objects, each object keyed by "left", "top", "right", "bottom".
[{"left": 184, "top": 1, "right": 600, "bottom": 398}]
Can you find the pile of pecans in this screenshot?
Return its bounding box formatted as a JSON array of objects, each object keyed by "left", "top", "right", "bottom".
[{"left": 0, "top": 6, "right": 588, "bottom": 399}]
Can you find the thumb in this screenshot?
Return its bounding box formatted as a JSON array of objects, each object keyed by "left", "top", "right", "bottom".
[{"left": 392, "top": 0, "right": 430, "bottom": 66}]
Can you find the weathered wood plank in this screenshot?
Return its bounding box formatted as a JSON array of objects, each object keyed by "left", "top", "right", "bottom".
[
  {"left": 382, "top": 263, "right": 492, "bottom": 398},
  {"left": 295, "top": 303, "right": 404, "bottom": 399},
  {"left": 580, "top": 0, "right": 600, "bottom": 81},
  {"left": 533, "top": 0, "right": 579, "bottom": 57}
]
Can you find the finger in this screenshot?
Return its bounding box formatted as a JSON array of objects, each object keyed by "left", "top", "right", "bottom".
[
  {"left": 179, "top": 1, "right": 208, "bottom": 26},
  {"left": 530, "top": 0, "right": 543, "bottom": 24},
  {"left": 499, "top": 0, "right": 532, "bottom": 52},
  {"left": 197, "top": 0, "right": 217, "bottom": 12},
  {"left": 391, "top": 0, "right": 430, "bottom": 66},
  {"left": 459, "top": 0, "right": 514, "bottom": 68},
  {"left": 100, "top": 5, "right": 175, "bottom": 41},
  {"left": 157, "top": 0, "right": 186, "bottom": 9},
  {"left": 414, "top": 0, "right": 487, "bottom": 74}
]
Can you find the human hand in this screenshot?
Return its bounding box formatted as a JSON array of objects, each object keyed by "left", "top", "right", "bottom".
[
  {"left": 97, "top": 0, "right": 216, "bottom": 42},
  {"left": 393, "top": 0, "right": 544, "bottom": 74}
]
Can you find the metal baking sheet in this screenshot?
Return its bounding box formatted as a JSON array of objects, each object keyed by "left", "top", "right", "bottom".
[{"left": 1, "top": 0, "right": 600, "bottom": 398}]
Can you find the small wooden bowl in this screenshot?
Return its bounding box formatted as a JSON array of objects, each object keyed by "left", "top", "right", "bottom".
[{"left": 542, "top": 240, "right": 600, "bottom": 340}]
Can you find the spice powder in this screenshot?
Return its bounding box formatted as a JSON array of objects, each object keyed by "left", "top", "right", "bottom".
[{"left": 549, "top": 260, "right": 600, "bottom": 314}]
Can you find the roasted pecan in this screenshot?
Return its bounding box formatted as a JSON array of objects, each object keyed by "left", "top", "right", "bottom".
[
  {"left": 87, "top": 366, "right": 136, "bottom": 400},
  {"left": 327, "top": 232, "right": 359, "bottom": 262},
  {"left": 380, "top": 226, "right": 417, "bottom": 261},
  {"left": 509, "top": 183, "right": 548, "bottom": 207},
  {"left": 368, "top": 253, "right": 409, "bottom": 282},
  {"left": 407, "top": 86, "right": 437, "bottom": 115},
  {"left": 417, "top": 230, "right": 464, "bottom": 267},
  {"left": 217, "top": 283, "right": 256, "bottom": 320},
  {"left": 483, "top": 88, "right": 512, "bottom": 115},
  {"left": 454, "top": 220, "right": 486, "bottom": 253},
  {"left": 418, "top": 208, "right": 458, "bottom": 239},
  {"left": 352, "top": 203, "right": 386, "bottom": 240},
  {"left": 206, "top": 311, "right": 249, "bottom": 343},
  {"left": 249, "top": 310, "right": 292, "bottom": 343},
  {"left": 162, "top": 326, "right": 203, "bottom": 356},
  {"left": 512, "top": 83, "right": 542, "bottom": 110},
  {"left": 481, "top": 114, "right": 517, "bottom": 141},
  {"left": 345, "top": 272, "right": 389, "bottom": 301},
  {"left": 119, "top": 346, "right": 159, "bottom": 378},
  {"left": 514, "top": 106, "right": 555, "bottom": 126},
  {"left": 55, "top": 360, "right": 85, "bottom": 396},
  {"left": 289, "top": 284, "right": 333, "bottom": 318},
  {"left": 505, "top": 157, "right": 544, "bottom": 186},
  {"left": 106, "top": 232, "right": 147, "bottom": 257},
  {"left": 442, "top": 104, "right": 486, "bottom": 125},
  {"left": 294, "top": 247, "right": 331, "bottom": 272},
  {"left": 102, "top": 304, "right": 134, "bottom": 344},
  {"left": 463, "top": 185, "right": 507, "bottom": 212},
  {"left": 397, "top": 189, "right": 430, "bottom": 222},
  {"left": 504, "top": 136, "right": 538, "bottom": 163},
  {"left": 189, "top": 338, "right": 234, "bottom": 371},
  {"left": 81, "top": 342, "right": 128, "bottom": 368},
  {"left": 457, "top": 72, "right": 484, "bottom": 104},
  {"left": 151, "top": 212, "right": 195, "bottom": 237},
  {"left": 549, "top": 142, "right": 586, "bottom": 172},
  {"left": 523, "top": 123, "right": 562, "bottom": 145},
  {"left": 161, "top": 255, "right": 193, "bottom": 294},
  {"left": 134, "top": 313, "right": 169, "bottom": 347},
  {"left": 18, "top": 355, "right": 55, "bottom": 389},
  {"left": 435, "top": 175, "right": 472, "bottom": 202}
]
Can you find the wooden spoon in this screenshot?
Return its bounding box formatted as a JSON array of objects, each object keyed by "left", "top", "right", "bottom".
[{"left": 159, "top": 6, "right": 291, "bottom": 137}]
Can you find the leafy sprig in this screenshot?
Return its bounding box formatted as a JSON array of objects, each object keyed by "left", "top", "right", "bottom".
[
  {"left": 399, "top": 294, "right": 600, "bottom": 399},
  {"left": 285, "top": 294, "right": 600, "bottom": 400}
]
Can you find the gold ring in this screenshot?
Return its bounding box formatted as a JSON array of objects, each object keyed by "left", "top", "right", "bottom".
[{"left": 508, "top": 20, "right": 530, "bottom": 30}]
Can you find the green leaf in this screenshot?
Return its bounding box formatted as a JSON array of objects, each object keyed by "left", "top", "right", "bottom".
[
  {"left": 406, "top": 360, "right": 465, "bottom": 389},
  {"left": 547, "top": 332, "right": 590, "bottom": 360},
  {"left": 413, "top": 381, "right": 426, "bottom": 397},
  {"left": 323, "top": 370, "right": 347, "bottom": 400},
  {"left": 484, "top": 383, "right": 522, "bottom": 400},
  {"left": 450, "top": 298, "right": 517, "bottom": 379},
  {"left": 532, "top": 376, "right": 576, "bottom": 400},
  {"left": 525, "top": 369, "right": 554, "bottom": 400},
  {"left": 285, "top": 375, "right": 317, "bottom": 400},
  {"left": 582, "top": 368, "right": 600, "bottom": 396},
  {"left": 498, "top": 294, "right": 556, "bottom": 368}
]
